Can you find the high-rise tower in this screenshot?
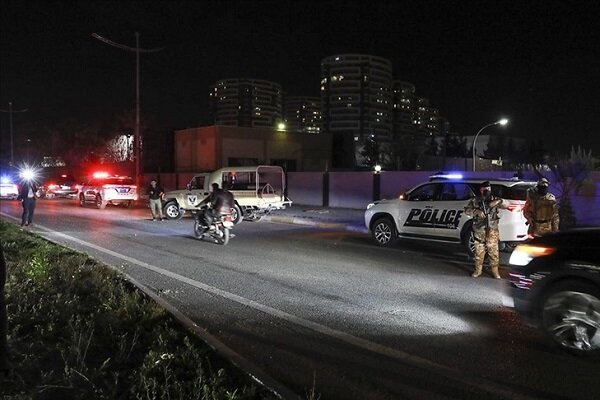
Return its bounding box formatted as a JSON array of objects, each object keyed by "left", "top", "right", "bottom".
[
  {"left": 209, "top": 79, "right": 283, "bottom": 128},
  {"left": 321, "top": 54, "right": 393, "bottom": 168}
]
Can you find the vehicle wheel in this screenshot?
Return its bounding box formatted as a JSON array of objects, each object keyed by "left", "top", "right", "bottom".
[
  {"left": 372, "top": 217, "right": 396, "bottom": 247},
  {"left": 215, "top": 228, "right": 230, "bottom": 245},
  {"left": 231, "top": 204, "right": 243, "bottom": 225},
  {"left": 539, "top": 280, "right": 600, "bottom": 356},
  {"left": 193, "top": 220, "right": 204, "bottom": 239},
  {"left": 96, "top": 195, "right": 107, "bottom": 209},
  {"left": 79, "top": 194, "right": 86, "bottom": 207},
  {"left": 163, "top": 202, "right": 183, "bottom": 220},
  {"left": 461, "top": 221, "right": 476, "bottom": 257}
]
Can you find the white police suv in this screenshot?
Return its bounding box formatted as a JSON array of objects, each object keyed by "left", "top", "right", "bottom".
[
  {"left": 78, "top": 174, "right": 138, "bottom": 209},
  {"left": 364, "top": 175, "right": 536, "bottom": 254}
]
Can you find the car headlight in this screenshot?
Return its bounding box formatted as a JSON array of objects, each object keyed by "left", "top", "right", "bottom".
[
  {"left": 366, "top": 203, "right": 375, "bottom": 210},
  {"left": 509, "top": 245, "right": 556, "bottom": 266}
]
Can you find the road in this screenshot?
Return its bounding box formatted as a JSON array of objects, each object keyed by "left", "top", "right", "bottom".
[{"left": 1, "top": 198, "right": 598, "bottom": 400}]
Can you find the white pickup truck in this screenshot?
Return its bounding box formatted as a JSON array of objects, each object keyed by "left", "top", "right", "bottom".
[{"left": 162, "top": 165, "right": 291, "bottom": 223}]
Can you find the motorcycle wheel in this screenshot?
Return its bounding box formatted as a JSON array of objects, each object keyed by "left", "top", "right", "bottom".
[
  {"left": 193, "top": 221, "right": 205, "bottom": 239},
  {"left": 215, "top": 227, "right": 230, "bottom": 245}
]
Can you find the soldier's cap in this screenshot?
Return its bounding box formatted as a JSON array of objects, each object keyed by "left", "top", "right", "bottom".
[
  {"left": 537, "top": 177, "right": 549, "bottom": 187},
  {"left": 480, "top": 181, "right": 491, "bottom": 188}
]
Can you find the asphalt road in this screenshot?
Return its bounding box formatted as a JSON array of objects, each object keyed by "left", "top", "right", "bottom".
[{"left": 1, "top": 198, "right": 599, "bottom": 400}]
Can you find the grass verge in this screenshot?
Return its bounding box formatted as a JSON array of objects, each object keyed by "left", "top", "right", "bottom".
[{"left": 0, "top": 220, "right": 279, "bottom": 400}]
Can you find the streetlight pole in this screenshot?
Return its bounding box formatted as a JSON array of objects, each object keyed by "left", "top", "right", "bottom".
[
  {"left": 0, "top": 102, "right": 28, "bottom": 165},
  {"left": 472, "top": 118, "right": 509, "bottom": 172},
  {"left": 92, "top": 32, "right": 163, "bottom": 188}
]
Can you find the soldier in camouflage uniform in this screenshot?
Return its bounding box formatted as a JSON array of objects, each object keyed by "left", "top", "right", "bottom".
[
  {"left": 523, "top": 177, "right": 559, "bottom": 237},
  {"left": 464, "top": 181, "right": 508, "bottom": 279}
]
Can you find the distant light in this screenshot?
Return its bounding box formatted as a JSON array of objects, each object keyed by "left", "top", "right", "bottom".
[
  {"left": 374, "top": 165, "right": 382, "bottom": 173},
  {"left": 498, "top": 118, "right": 509, "bottom": 126},
  {"left": 277, "top": 122, "right": 286, "bottom": 131},
  {"left": 93, "top": 171, "right": 110, "bottom": 179},
  {"left": 20, "top": 168, "right": 35, "bottom": 181}
]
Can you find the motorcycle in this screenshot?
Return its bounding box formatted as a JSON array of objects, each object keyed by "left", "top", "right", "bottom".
[{"left": 193, "top": 206, "right": 234, "bottom": 245}]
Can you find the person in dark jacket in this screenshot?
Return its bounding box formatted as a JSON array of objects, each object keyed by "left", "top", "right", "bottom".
[
  {"left": 196, "top": 183, "right": 234, "bottom": 231},
  {"left": 17, "top": 180, "right": 38, "bottom": 227}
]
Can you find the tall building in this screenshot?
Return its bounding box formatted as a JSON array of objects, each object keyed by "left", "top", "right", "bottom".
[
  {"left": 392, "top": 81, "right": 417, "bottom": 137},
  {"left": 320, "top": 54, "right": 393, "bottom": 168},
  {"left": 209, "top": 79, "right": 283, "bottom": 128},
  {"left": 283, "top": 96, "right": 322, "bottom": 134}
]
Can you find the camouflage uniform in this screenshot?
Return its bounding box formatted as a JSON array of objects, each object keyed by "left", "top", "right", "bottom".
[
  {"left": 523, "top": 183, "right": 559, "bottom": 237},
  {"left": 464, "top": 194, "right": 508, "bottom": 279}
]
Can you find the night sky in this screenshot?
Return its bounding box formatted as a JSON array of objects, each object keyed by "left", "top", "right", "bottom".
[{"left": 1, "top": 0, "right": 599, "bottom": 154}]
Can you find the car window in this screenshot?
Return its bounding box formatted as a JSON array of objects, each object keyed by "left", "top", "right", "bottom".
[
  {"left": 491, "top": 183, "right": 534, "bottom": 200},
  {"left": 408, "top": 183, "right": 440, "bottom": 201},
  {"left": 189, "top": 176, "right": 205, "bottom": 190},
  {"left": 441, "top": 183, "right": 473, "bottom": 201}
]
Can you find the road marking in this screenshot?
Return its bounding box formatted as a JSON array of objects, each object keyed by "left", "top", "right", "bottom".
[{"left": 0, "top": 214, "right": 541, "bottom": 399}]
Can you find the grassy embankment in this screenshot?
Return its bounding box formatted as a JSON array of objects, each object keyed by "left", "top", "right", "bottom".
[{"left": 0, "top": 220, "right": 280, "bottom": 400}]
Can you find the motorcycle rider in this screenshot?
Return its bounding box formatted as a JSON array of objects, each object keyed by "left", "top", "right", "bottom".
[{"left": 196, "top": 183, "right": 234, "bottom": 233}]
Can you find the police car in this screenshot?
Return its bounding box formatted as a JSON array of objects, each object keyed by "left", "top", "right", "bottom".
[
  {"left": 78, "top": 173, "right": 138, "bottom": 209},
  {"left": 364, "top": 174, "right": 536, "bottom": 254}
]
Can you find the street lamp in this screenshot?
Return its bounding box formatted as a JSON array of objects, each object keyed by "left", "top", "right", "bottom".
[
  {"left": 92, "top": 32, "right": 163, "bottom": 187},
  {"left": 472, "top": 118, "right": 509, "bottom": 171},
  {"left": 0, "top": 102, "right": 28, "bottom": 165}
]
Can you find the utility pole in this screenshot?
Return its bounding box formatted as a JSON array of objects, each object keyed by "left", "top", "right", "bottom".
[
  {"left": 0, "top": 102, "right": 28, "bottom": 165},
  {"left": 92, "top": 32, "right": 163, "bottom": 188}
]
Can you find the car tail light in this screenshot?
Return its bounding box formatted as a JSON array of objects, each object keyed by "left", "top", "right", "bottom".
[
  {"left": 509, "top": 244, "right": 556, "bottom": 266},
  {"left": 507, "top": 201, "right": 524, "bottom": 212}
]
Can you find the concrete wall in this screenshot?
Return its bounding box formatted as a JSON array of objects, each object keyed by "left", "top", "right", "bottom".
[
  {"left": 287, "top": 172, "right": 323, "bottom": 206},
  {"left": 145, "top": 170, "right": 600, "bottom": 226},
  {"left": 329, "top": 172, "right": 373, "bottom": 208}
]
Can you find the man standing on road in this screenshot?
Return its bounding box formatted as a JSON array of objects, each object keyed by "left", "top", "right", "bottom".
[
  {"left": 17, "top": 179, "right": 38, "bottom": 227},
  {"left": 148, "top": 179, "right": 165, "bottom": 221},
  {"left": 523, "top": 177, "right": 559, "bottom": 237},
  {"left": 464, "top": 181, "right": 508, "bottom": 279}
]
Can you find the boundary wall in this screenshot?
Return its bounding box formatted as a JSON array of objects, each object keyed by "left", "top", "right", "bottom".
[{"left": 144, "top": 171, "right": 600, "bottom": 226}]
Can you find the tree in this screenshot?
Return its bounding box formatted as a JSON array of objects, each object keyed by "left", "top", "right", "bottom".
[
  {"left": 359, "top": 134, "right": 380, "bottom": 167},
  {"left": 538, "top": 146, "right": 593, "bottom": 229},
  {"left": 443, "top": 134, "right": 469, "bottom": 158},
  {"left": 424, "top": 135, "right": 438, "bottom": 156}
]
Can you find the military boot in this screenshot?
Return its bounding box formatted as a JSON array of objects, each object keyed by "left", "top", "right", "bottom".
[
  {"left": 471, "top": 265, "right": 482, "bottom": 278},
  {"left": 491, "top": 266, "right": 501, "bottom": 279}
]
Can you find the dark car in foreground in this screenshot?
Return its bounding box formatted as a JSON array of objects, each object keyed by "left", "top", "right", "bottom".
[{"left": 504, "top": 228, "right": 600, "bottom": 356}]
